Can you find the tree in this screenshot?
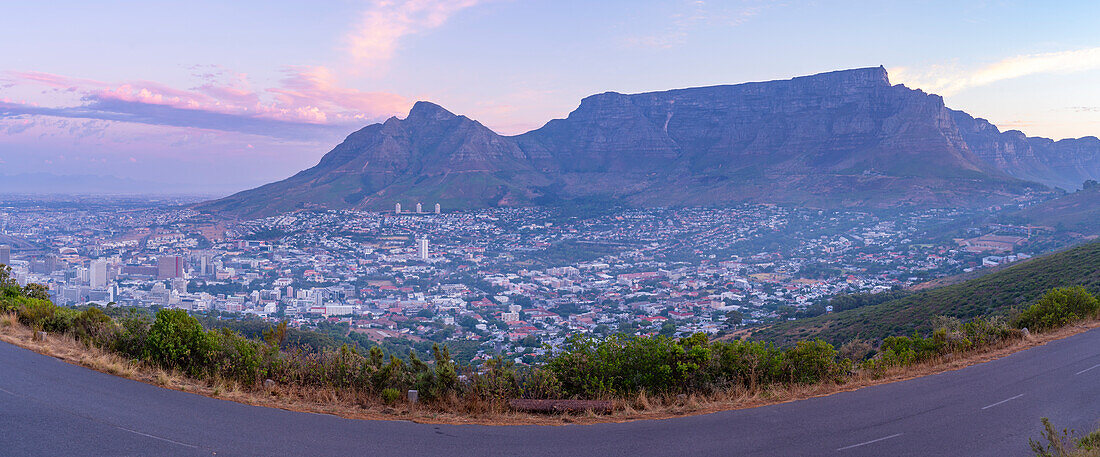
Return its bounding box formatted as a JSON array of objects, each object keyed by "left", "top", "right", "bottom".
[
  {"left": 725, "top": 310, "right": 744, "bottom": 327},
  {"left": 659, "top": 320, "right": 677, "bottom": 337},
  {"left": 21, "top": 283, "right": 50, "bottom": 300},
  {"left": 0, "top": 265, "right": 17, "bottom": 288},
  {"left": 1083, "top": 179, "right": 1099, "bottom": 190}
]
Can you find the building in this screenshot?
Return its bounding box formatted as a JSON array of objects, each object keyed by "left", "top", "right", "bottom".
[
  {"left": 415, "top": 202, "right": 423, "bottom": 213},
  {"left": 89, "top": 259, "right": 108, "bottom": 289},
  {"left": 0, "top": 244, "right": 9, "bottom": 266},
  {"left": 158, "top": 255, "right": 183, "bottom": 279},
  {"left": 395, "top": 202, "right": 401, "bottom": 214},
  {"left": 416, "top": 237, "right": 429, "bottom": 260},
  {"left": 434, "top": 203, "right": 440, "bottom": 214}
]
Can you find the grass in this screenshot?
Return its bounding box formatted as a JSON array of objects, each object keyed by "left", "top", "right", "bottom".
[
  {"left": 3, "top": 311, "right": 1096, "bottom": 426},
  {"left": 1031, "top": 417, "right": 1100, "bottom": 457}
]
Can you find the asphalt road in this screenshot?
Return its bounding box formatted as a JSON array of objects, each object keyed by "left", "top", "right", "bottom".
[{"left": 3, "top": 329, "right": 1100, "bottom": 457}]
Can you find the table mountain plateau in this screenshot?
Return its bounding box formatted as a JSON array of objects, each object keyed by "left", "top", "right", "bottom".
[{"left": 196, "top": 67, "right": 1099, "bottom": 217}]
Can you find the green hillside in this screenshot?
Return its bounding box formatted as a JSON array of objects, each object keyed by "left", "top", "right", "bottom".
[
  {"left": 1009, "top": 185, "right": 1100, "bottom": 235},
  {"left": 753, "top": 240, "right": 1100, "bottom": 346}
]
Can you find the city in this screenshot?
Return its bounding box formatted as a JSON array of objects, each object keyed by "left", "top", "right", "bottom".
[{"left": 0, "top": 191, "right": 1084, "bottom": 364}]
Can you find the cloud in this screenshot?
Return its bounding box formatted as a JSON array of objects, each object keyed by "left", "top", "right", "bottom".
[
  {"left": 0, "top": 67, "right": 411, "bottom": 140},
  {"left": 268, "top": 66, "right": 410, "bottom": 123},
  {"left": 346, "top": 0, "right": 486, "bottom": 69},
  {"left": 893, "top": 47, "right": 1100, "bottom": 96},
  {"left": 624, "top": 1, "right": 773, "bottom": 49}
]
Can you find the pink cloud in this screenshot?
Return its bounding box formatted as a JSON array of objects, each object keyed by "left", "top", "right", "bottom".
[
  {"left": 269, "top": 66, "right": 410, "bottom": 123},
  {"left": 346, "top": 0, "right": 486, "bottom": 70},
  {"left": 2, "top": 67, "right": 411, "bottom": 135}
]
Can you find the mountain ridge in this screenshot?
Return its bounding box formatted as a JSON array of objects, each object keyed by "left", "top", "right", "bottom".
[{"left": 196, "top": 67, "right": 1098, "bottom": 217}]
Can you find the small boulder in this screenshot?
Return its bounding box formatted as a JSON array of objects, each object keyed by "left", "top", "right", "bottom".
[{"left": 264, "top": 379, "right": 276, "bottom": 389}]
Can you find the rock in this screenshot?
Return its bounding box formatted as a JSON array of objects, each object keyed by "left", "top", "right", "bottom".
[
  {"left": 33, "top": 331, "right": 47, "bottom": 342},
  {"left": 263, "top": 379, "right": 276, "bottom": 389},
  {"left": 1022, "top": 328, "right": 1030, "bottom": 338}
]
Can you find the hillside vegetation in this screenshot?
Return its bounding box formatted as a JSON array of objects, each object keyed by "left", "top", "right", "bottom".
[
  {"left": 1009, "top": 184, "right": 1100, "bottom": 235},
  {"left": 753, "top": 240, "right": 1100, "bottom": 346}
]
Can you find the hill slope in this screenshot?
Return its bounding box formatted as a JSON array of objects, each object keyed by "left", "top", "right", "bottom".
[
  {"left": 1005, "top": 185, "right": 1100, "bottom": 235},
  {"left": 753, "top": 240, "right": 1100, "bottom": 346},
  {"left": 197, "top": 67, "right": 1100, "bottom": 217}
]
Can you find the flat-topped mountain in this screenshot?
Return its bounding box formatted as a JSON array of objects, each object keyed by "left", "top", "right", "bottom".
[{"left": 196, "top": 67, "right": 1099, "bottom": 217}]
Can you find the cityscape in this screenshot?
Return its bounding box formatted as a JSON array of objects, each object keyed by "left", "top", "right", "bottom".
[
  {"left": 3, "top": 2, "right": 1100, "bottom": 455},
  {"left": 0, "top": 190, "right": 1084, "bottom": 363}
]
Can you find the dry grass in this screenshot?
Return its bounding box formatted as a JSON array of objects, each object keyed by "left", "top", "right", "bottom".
[{"left": 1, "top": 312, "right": 1096, "bottom": 426}]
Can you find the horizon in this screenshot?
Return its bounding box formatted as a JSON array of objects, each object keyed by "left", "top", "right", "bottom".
[{"left": 2, "top": 1, "right": 1100, "bottom": 194}]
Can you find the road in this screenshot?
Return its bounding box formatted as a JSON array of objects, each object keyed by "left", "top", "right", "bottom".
[{"left": 3, "top": 329, "right": 1100, "bottom": 457}]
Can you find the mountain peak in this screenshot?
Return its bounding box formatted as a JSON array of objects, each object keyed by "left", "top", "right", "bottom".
[{"left": 406, "top": 101, "right": 458, "bottom": 122}]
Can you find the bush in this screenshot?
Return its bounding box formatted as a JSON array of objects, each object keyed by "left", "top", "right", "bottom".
[
  {"left": 714, "top": 340, "right": 784, "bottom": 389},
  {"left": 71, "top": 307, "right": 115, "bottom": 344},
  {"left": 112, "top": 313, "right": 152, "bottom": 358},
  {"left": 144, "top": 309, "right": 214, "bottom": 377},
  {"left": 1015, "top": 287, "right": 1100, "bottom": 332},
  {"left": 17, "top": 299, "right": 75, "bottom": 333},
  {"left": 381, "top": 388, "right": 400, "bottom": 405},
  {"left": 781, "top": 340, "right": 845, "bottom": 384},
  {"left": 547, "top": 333, "right": 713, "bottom": 397},
  {"left": 210, "top": 328, "right": 268, "bottom": 386}
]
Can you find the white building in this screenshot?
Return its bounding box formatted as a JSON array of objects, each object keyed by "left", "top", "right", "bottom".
[
  {"left": 417, "top": 237, "right": 429, "bottom": 260},
  {"left": 90, "top": 259, "right": 108, "bottom": 289}
]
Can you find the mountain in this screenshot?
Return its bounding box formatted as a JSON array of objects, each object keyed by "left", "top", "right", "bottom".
[
  {"left": 196, "top": 67, "right": 1098, "bottom": 217},
  {"left": 950, "top": 111, "right": 1100, "bottom": 191},
  {"left": 200, "top": 102, "right": 549, "bottom": 216},
  {"left": 752, "top": 239, "right": 1100, "bottom": 346}
]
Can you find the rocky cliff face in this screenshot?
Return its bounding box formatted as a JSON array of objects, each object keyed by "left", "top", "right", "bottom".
[
  {"left": 950, "top": 110, "right": 1100, "bottom": 191},
  {"left": 197, "top": 68, "right": 1098, "bottom": 217},
  {"left": 519, "top": 67, "right": 996, "bottom": 178}
]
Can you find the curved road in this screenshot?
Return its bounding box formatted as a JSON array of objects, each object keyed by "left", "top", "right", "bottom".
[{"left": 3, "top": 329, "right": 1100, "bottom": 457}]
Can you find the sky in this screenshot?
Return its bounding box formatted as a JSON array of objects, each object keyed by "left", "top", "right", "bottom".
[{"left": 2, "top": 0, "right": 1099, "bottom": 194}]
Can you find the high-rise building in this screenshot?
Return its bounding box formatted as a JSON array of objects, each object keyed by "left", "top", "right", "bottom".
[
  {"left": 0, "top": 244, "right": 10, "bottom": 266},
  {"left": 416, "top": 237, "right": 429, "bottom": 260},
  {"left": 434, "top": 203, "right": 441, "bottom": 214},
  {"left": 90, "top": 259, "right": 108, "bottom": 289},
  {"left": 395, "top": 202, "right": 401, "bottom": 214},
  {"left": 158, "top": 255, "right": 183, "bottom": 279},
  {"left": 416, "top": 202, "right": 423, "bottom": 213}
]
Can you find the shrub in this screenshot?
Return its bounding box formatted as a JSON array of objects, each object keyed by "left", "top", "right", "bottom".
[
  {"left": 781, "top": 340, "right": 845, "bottom": 384},
  {"left": 17, "top": 299, "right": 75, "bottom": 333},
  {"left": 144, "top": 308, "right": 214, "bottom": 377},
  {"left": 381, "top": 388, "right": 400, "bottom": 405},
  {"left": 210, "top": 328, "right": 268, "bottom": 386},
  {"left": 112, "top": 313, "right": 152, "bottom": 358},
  {"left": 714, "top": 340, "right": 784, "bottom": 389},
  {"left": 71, "top": 307, "right": 115, "bottom": 345},
  {"left": 1015, "top": 287, "right": 1100, "bottom": 332},
  {"left": 547, "top": 333, "right": 713, "bottom": 397}
]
